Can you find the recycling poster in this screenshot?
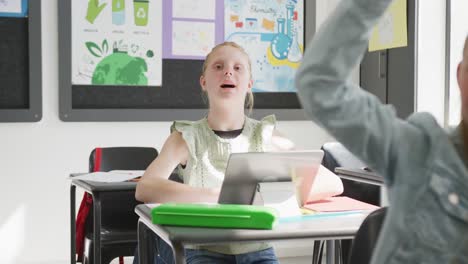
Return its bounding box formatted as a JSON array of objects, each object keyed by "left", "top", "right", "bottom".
[{"left": 72, "top": 0, "right": 162, "bottom": 86}]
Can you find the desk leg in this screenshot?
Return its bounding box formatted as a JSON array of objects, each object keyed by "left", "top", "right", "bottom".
[
  {"left": 380, "top": 186, "right": 389, "bottom": 206},
  {"left": 138, "top": 220, "right": 153, "bottom": 264},
  {"left": 326, "top": 240, "right": 335, "bottom": 264},
  {"left": 173, "top": 243, "right": 185, "bottom": 264},
  {"left": 70, "top": 185, "right": 76, "bottom": 264},
  {"left": 93, "top": 193, "right": 102, "bottom": 264},
  {"left": 335, "top": 241, "right": 341, "bottom": 264},
  {"left": 137, "top": 220, "right": 186, "bottom": 264}
]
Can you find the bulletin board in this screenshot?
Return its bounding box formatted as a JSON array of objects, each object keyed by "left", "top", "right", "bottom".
[
  {"left": 0, "top": 0, "right": 42, "bottom": 122},
  {"left": 59, "top": 0, "right": 312, "bottom": 121}
]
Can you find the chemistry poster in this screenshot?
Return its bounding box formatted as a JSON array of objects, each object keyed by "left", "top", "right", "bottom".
[
  {"left": 72, "top": 0, "right": 162, "bottom": 86},
  {"left": 225, "top": 0, "right": 304, "bottom": 92}
]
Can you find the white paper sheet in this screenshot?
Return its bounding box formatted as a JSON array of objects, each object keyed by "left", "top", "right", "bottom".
[
  {"left": 69, "top": 170, "right": 145, "bottom": 182},
  {"left": 172, "top": 20, "right": 215, "bottom": 57},
  {"left": 172, "top": 0, "right": 215, "bottom": 20}
]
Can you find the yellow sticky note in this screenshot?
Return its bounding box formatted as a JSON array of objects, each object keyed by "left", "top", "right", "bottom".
[
  {"left": 230, "top": 15, "right": 239, "bottom": 22},
  {"left": 262, "top": 18, "right": 275, "bottom": 32},
  {"left": 369, "top": 0, "right": 407, "bottom": 52}
]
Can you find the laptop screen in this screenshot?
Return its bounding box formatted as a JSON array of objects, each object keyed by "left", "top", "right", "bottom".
[{"left": 218, "top": 150, "right": 324, "bottom": 205}]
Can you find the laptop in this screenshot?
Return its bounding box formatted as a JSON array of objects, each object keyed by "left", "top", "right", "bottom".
[{"left": 218, "top": 150, "right": 324, "bottom": 205}]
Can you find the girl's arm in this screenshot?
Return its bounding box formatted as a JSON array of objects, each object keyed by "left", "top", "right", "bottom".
[{"left": 135, "top": 131, "right": 220, "bottom": 203}]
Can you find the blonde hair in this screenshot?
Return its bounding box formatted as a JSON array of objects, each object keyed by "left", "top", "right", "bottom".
[{"left": 201, "top": 41, "right": 254, "bottom": 114}]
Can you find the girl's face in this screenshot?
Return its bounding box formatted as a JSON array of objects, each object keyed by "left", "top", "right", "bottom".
[{"left": 200, "top": 45, "right": 253, "bottom": 109}]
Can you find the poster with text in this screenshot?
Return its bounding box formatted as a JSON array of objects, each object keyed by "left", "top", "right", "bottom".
[
  {"left": 368, "top": 0, "right": 407, "bottom": 52},
  {"left": 224, "top": 0, "right": 304, "bottom": 92},
  {"left": 72, "top": 0, "right": 162, "bottom": 86}
]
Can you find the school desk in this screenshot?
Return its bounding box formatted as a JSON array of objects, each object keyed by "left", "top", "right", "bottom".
[
  {"left": 335, "top": 167, "right": 385, "bottom": 186},
  {"left": 135, "top": 204, "right": 371, "bottom": 264},
  {"left": 70, "top": 177, "right": 138, "bottom": 264}
]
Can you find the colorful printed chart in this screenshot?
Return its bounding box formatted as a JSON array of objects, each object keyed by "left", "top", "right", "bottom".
[{"left": 224, "top": 0, "right": 304, "bottom": 92}]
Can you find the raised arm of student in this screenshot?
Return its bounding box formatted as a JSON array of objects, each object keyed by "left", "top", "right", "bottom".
[
  {"left": 295, "top": 0, "right": 429, "bottom": 186},
  {"left": 135, "top": 131, "right": 220, "bottom": 203}
]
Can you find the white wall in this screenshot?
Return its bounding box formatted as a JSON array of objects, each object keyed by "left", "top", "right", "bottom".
[
  {"left": 416, "top": 0, "right": 446, "bottom": 125},
  {"left": 0, "top": 1, "right": 333, "bottom": 263},
  {"left": 315, "top": 0, "right": 360, "bottom": 84},
  {"left": 448, "top": 0, "right": 468, "bottom": 126},
  {"left": 316, "top": 0, "right": 448, "bottom": 126}
]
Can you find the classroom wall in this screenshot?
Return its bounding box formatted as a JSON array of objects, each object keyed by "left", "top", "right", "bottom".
[
  {"left": 0, "top": 1, "right": 333, "bottom": 263},
  {"left": 316, "top": 0, "right": 447, "bottom": 126},
  {"left": 416, "top": 0, "right": 446, "bottom": 125}
]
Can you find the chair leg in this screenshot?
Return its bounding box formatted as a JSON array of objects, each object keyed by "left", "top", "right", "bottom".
[
  {"left": 340, "top": 239, "right": 352, "bottom": 264},
  {"left": 101, "top": 254, "right": 118, "bottom": 264},
  {"left": 84, "top": 238, "right": 92, "bottom": 264},
  {"left": 86, "top": 240, "right": 134, "bottom": 264},
  {"left": 312, "top": 240, "right": 324, "bottom": 264}
]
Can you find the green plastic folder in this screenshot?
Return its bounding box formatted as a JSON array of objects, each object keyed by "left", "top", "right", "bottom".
[{"left": 151, "top": 203, "right": 278, "bottom": 230}]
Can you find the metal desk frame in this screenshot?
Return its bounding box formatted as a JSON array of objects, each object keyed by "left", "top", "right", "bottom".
[
  {"left": 135, "top": 204, "right": 369, "bottom": 264},
  {"left": 70, "top": 177, "right": 137, "bottom": 264}
]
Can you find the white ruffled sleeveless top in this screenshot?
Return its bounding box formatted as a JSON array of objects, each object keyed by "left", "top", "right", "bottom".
[{"left": 171, "top": 115, "right": 276, "bottom": 189}]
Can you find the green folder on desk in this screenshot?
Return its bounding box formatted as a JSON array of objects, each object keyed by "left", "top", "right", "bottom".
[{"left": 151, "top": 203, "right": 278, "bottom": 230}]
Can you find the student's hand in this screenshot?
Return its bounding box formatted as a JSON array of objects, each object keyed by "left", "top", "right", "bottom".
[
  {"left": 292, "top": 165, "right": 344, "bottom": 206},
  {"left": 291, "top": 165, "right": 319, "bottom": 207},
  {"left": 86, "top": 0, "right": 107, "bottom": 24},
  {"left": 269, "top": 130, "right": 295, "bottom": 151},
  {"left": 306, "top": 165, "right": 344, "bottom": 202}
]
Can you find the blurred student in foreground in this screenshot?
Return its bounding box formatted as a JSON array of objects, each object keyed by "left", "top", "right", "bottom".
[{"left": 295, "top": 0, "right": 468, "bottom": 263}]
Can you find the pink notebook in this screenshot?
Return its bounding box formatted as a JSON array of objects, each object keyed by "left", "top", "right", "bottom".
[{"left": 303, "top": 196, "right": 379, "bottom": 212}]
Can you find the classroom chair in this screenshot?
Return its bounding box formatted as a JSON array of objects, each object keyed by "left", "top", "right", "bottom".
[
  {"left": 76, "top": 147, "right": 158, "bottom": 264},
  {"left": 348, "top": 207, "right": 387, "bottom": 264}
]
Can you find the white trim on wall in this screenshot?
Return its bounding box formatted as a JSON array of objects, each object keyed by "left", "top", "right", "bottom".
[
  {"left": 416, "top": 0, "right": 446, "bottom": 126},
  {"left": 447, "top": 0, "right": 468, "bottom": 126}
]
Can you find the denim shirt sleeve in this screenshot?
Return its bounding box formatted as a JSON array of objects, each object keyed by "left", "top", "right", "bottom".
[{"left": 295, "top": 0, "right": 429, "bottom": 186}]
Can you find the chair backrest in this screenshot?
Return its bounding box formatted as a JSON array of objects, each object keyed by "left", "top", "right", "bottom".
[
  {"left": 87, "top": 147, "right": 158, "bottom": 229},
  {"left": 348, "top": 207, "right": 387, "bottom": 264},
  {"left": 321, "top": 142, "right": 380, "bottom": 206},
  {"left": 321, "top": 142, "right": 366, "bottom": 170},
  {"left": 89, "top": 147, "right": 158, "bottom": 172}
]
